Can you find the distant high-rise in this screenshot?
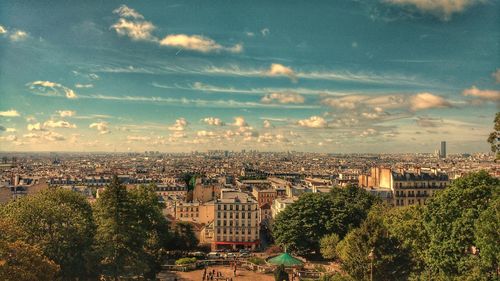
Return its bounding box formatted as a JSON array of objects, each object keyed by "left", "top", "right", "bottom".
[{"left": 440, "top": 141, "right": 446, "bottom": 158}]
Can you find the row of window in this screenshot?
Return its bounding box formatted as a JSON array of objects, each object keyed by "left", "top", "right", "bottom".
[
  {"left": 217, "top": 204, "right": 256, "bottom": 211},
  {"left": 394, "top": 182, "right": 446, "bottom": 188},
  {"left": 217, "top": 212, "right": 258, "bottom": 219},
  {"left": 216, "top": 228, "right": 255, "bottom": 235},
  {"left": 395, "top": 190, "right": 431, "bottom": 197},
  {"left": 215, "top": 221, "right": 258, "bottom": 227}
]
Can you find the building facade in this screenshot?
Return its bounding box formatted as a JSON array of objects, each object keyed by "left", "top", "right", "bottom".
[{"left": 212, "top": 190, "right": 260, "bottom": 250}]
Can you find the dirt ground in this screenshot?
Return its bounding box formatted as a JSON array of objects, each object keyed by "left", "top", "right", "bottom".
[{"left": 157, "top": 265, "right": 275, "bottom": 281}]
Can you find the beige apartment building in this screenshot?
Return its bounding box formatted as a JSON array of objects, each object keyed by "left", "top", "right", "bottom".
[
  {"left": 359, "top": 167, "right": 450, "bottom": 207},
  {"left": 175, "top": 201, "right": 215, "bottom": 225},
  {"left": 212, "top": 189, "right": 260, "bottom": 250}
]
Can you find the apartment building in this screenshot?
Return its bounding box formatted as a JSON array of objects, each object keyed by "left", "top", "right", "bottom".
[
  {"left": 212, "top": 189, "right": 260, "bottom": 250},
  {"left": 359, "top": 167, "right": 450, "bottom": 207}
]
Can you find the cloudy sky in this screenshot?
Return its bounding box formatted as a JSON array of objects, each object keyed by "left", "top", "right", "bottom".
[{"left": 0, "top": 0, "right": 499, "bottom": 153}]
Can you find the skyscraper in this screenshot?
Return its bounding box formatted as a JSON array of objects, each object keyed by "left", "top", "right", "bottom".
[{"left": 440, "top": 141, "right": 447, "bottom": 158}]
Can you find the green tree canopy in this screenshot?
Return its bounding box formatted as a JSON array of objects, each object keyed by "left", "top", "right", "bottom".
[
  {"left": 93, "top": 176, "right": 148, "bottom": 279},
  {"left": 336, "top": 205, "right": 412, "bottom": 281},
  {"left": 320, "top": 233, "right": 340, "bottom": 260},
  {"left": 423, "top": 171, "right": 499, "bottom": 279},
  {"left": 272, "top": 186, "right": 375, "bottom": 255},
  {"left": 0, "top": 218, "right": 60, "bottom": 281},
  {"left": 129, "top": 184, "right": 171, "bottom": 279},
  {"left": 1, "top": 188, "right": 96, "bottom": 280}
]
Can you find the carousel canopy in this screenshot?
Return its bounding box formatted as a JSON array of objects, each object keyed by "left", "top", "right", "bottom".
[{"left": 267, "top": 252, "right": 304, "bottom": 267}]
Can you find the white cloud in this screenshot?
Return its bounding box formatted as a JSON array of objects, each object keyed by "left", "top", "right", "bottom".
[
  {"left": 297, "top": 116, "right": 327, "bottom": 128},
  {"left": 9, "top": 30, "right": 28, "bottom": 41},
  {"left": 160, "top": 34, "right": 243, "bottom": 53},
  {"left": 89, "top": 122, "right": 110, "bottom": 134},
  {"left": 23, "top": 133, "right": 40, "bottom": 139},
  {"left": 261, "top": 28, "right": 270, "bottom": 36},
  {"left": 57, "top": 110, "right": 76, "bottom": 117},
  {"left": 111, "top": 5, "right": 242, "bottom": 54},
  {"left": 322, "top": 92, "right": 451, "bottom": 111},
  {"left": 267, "top": 63, "right": 297, "bottom": 82},
  {"left": 409, "top": 92, "right": 451, "bottom": 111},
  {"left": 75, "top": 83, "right": 93, "bottom": 88},
  {"left": 261, "top": 92, "right": 305, "bottom": 104},
  {"left": 27, "top": 81, "right": 78, "bottom": 99},
  {"left": 463, "top": 86, "right": 500, "bottom": 102},
  {"left": 0, "top": 109, "right": 20, "bottom": 117},
  {"left": 493, "top": 69, "right": 500, "bottom": 83},
  {"left": 111, "top": 18, "right": 156, "bottom": 41},
  {"left": 113, "top": 5, "right": 144, "bottom": 19},
  {"left": 197, "top": 130, "right": 217, "bottom": 137},
  {"left": 43, "top": 120, "right": 77, "bottom": 129},
  {"left": 0, "top": 25, "right": 6, "bottom": 34},
  {"left": 0, "top": 135, "right": 17, "bottom": 142},
  {"left": 5, "top": 128, "right": 16, "bottom": 133},
  {"left": 383, "top": 0, "right": 486, "bottom": 20},
  {"left": 168, "top": 118, "right": 188, "bottom": 131},
  {"left": 263, "top": 120, "right": 273, "bottom": 128},
  {"left": 43, "top": 131, "right": 65, "bottom": 141},
  {"left": 27, "top": 123, "right": 44, "bottom": 131},
  {"left": 202, "top": 117, "right": 225, "bottom": 126},
  {"left": 127, "top": 135, "right": 151, "bottom": 141},
  {"left": 232, "top": 116, "right": 248, "bottom": 127}
]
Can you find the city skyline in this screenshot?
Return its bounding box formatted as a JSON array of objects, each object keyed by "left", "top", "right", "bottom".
[{"left": 0, "top": 0, "right": 499, "bottom": 153}]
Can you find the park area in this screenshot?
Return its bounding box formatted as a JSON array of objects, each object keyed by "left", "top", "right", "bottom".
[{"left": 157, "top": 265, "right": 275, "bottom": 281}]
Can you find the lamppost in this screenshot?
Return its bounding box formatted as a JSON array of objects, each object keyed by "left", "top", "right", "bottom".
[{"left": 368, "top": 248, "right": 375, "bottom": 281}]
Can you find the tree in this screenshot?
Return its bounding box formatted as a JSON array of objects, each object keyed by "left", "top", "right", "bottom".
[
  {"left": 272, "top": 187, "right": 375, "bottom": 255},
  {"left": 274, "top": 264, "right": 289, "bottom": 281},
  {"left": 423, "top": 171, "right": 499, "bottom": 279},
  {"left": 129, "top": 184, "right": 171, "bottom": 279},
  {"left": 336, "top": 205, "right": 412, "bottom": 281},
  {"left": 170, "top": 221, "right": 199, "bottom": 252},
  {"left": 1, "top": 188, "right": 96, "bottom": 280},
  {"left": 93, "top": 176, "right": 148, "bottom": 279},
  {"left": 383, "top": 205, "right": 428, "bottom": 278},
  {"left": 487, "top": 112, "right": 500, "bottom": 160},
  {"left": 474, "top": 195, "right": 500, "bottom": 279},
  {"left": 0, "top": 218, "right": 59, "bottom": 281},
  {"left": 320, "top": 233, "right": 340, "bottom": 260}
]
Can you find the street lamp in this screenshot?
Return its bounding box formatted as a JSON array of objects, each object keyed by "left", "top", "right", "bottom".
[{"left": 368, "top": 248, "right": 375, "bottom": 281}]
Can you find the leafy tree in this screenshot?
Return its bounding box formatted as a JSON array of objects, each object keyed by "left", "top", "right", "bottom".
[
  {"left": 383, "top": 205, "right": 428, "bottom": 277},
  {"left": 336, "top": 206, "right": 412, "bottom": 281},
  {"left": 474, "top": 195, "right": 500, "bottom": 279},
  {"left": 170, "top": 221, "right": 199, "bottom": 251},
  {"left": 93, "top": 176, "right": 148, "bottom": 279},
  {"left": 273, "top": 187, "right": 375, "bottom": 255},
  {"left": 0, "top": 218, "right": 60, "bottom": 281},
  {"left": 487, "top": 112, "right": 499, "bottom": 160},
  {"left": 274, "top": 264, "right": 289, "bottom": 281},
  {"left": 423, "top": 171, "right": 499, "bottom": 279},
  {"left": 320, "top": 233, "right": 340, "bottom": 260},
  {"left": 1, "top": 188, "right": 96, "bottom": 280},
  {"left": 129, "top": 184, "right": 171, "bottom": 279}
]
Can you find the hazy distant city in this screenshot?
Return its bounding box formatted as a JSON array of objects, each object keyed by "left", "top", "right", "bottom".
[{"left": 1, "top": 0, "right": 499, "bottom": 280}]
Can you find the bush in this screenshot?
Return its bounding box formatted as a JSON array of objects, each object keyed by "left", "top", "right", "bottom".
[
  {"left": 248, "top": 257, "right": 266, "bottom": 265},
  {"left": 266, "top": 245, "right": 283, "bottom": 255},
  {"left": 175, "top": 257, "right": 197, "bottom": 265}
]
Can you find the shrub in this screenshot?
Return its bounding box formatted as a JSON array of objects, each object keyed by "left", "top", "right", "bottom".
[{"left": 175, "top": 257, "right": 197, "bottom": 265}]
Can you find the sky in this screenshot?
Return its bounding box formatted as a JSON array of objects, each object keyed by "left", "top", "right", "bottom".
[{"left": 0, "top": 0, "right": 499, "bottom": 153}]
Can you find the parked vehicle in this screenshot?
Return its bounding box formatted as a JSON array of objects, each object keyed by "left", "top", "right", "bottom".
[{"left": 207, "top": 252, "right": 220, "bottom": 259}]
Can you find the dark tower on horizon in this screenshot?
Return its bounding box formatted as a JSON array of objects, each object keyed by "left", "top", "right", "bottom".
[{"left": 440, "top": 141, "right": 446, "bottom": 158}]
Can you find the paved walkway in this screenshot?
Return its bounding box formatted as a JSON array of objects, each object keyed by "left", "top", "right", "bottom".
[{"left": 157, "top": 265, "right": 274, "bottom": 281}]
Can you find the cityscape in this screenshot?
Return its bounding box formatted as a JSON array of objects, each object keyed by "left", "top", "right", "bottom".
[{"left": 0, "top": 1, "right": 499, "bottom": 281}]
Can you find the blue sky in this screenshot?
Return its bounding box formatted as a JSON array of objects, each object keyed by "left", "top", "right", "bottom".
[{"left": 0, "top": 0, "right": 499, "bottom": 153}]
